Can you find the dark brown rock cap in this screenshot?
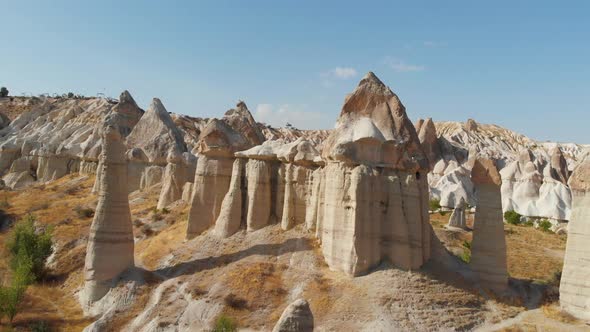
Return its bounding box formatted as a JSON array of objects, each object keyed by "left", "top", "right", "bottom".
[{"left": 471, "top": 157, "right": 501, "bottom": 186}]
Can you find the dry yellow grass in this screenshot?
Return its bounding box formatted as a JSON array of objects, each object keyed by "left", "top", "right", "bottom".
[{"left": 430, "top": 212, "right": 566, "bottom": 283}]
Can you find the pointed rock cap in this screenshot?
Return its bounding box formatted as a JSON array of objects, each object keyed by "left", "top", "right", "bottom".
[
  {"left": 198, "top": 118, "right": 250, "bottom": 157},
  {"left": 223, "top": 100, "right": 265, "bottom": 146},
  {"left": 125, "top": 98, "right": 187, "bottom": 164},
  {"left": 415, "top": 118, "right": 425, "bottom": 134},
  {"left": 550, "top": 146, "right": 569, "bottom": 183},
  {"left": 112, "top": 90, "right": 143, "bottom": 137},
  {"left": 568, "top": 152, "right": 590, "bottom": 192},
  {"left": 322, "top": 71, "right": 426, "bottom": 169},
  {"left": 471, "top": 157, "right": 501, "bottom": 186},
  {"left": 518, "top": 149, "right": 534, "bottom": 165},
  {"left": 464, "top": 118, "right": 478, "bottom": 132}
]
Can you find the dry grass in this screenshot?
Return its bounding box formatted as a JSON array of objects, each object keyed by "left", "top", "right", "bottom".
[
  {"left": 505, "top": 224, "right": 566, "bottom": 282},
  {"left": 541, "top": 304, "right": 578, "bottom": 324},
  {"left": 221, "top": 261, "right": 288, "bottom": 327},
  {"left": 430, "top": 212, "right": 566, "bottom": 283}
]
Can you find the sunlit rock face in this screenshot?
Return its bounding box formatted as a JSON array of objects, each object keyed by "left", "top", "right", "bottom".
[
  {"left": 319, "top": 72, "right": 431, "bottom": 276},
  {"left": 560, "top": 152, "right": 590, "bottom": 320},
  {"left": 186, "top": 102, "right": 265, "bottom": 239},
  {"left": 470, "top": 158, "right": 508, "bottom": 293},
  {"left": 82, "top": 123, "right": 134, "bottom": 303}
]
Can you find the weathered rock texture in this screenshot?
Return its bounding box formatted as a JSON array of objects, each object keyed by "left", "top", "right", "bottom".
[
  {"left": 470, "top": 158, "right": 508, "bottom": 292},
  {"left": 560, "top": 152, "right": 590, "bottom": 320},
  {"left": 447, "top": 197, "right": 467, "bottom": 229},
  {"left": 125, "top": 98, "right": 186, "bottom": 165},
  {"left": 82, "top": 124, "right": 134, "bottom": 303},
  {"left": 186, "top": 103, "right": 264, "bottom": 239},
  {"left": 157, "top": 150, "right": 190, "bottom": 209},
  {"left": 272, "top": 299, "right": 314, "bottom": 332},
  {"left": 319, "top": 72, "right": 431, "bottom": 276}
]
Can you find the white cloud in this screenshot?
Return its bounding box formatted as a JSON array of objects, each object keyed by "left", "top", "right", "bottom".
[
  {"left": 423, "top": 40, "right": 447, "bottom": 48},
  {"left": 384, "top": 57, "right": 426, "bottom": 72},
  {"left": 255, "top": 103, "right": 331, "bottom": 129},
  {"left": 332, "top": 67, "right": 357, "bottom": 79}
]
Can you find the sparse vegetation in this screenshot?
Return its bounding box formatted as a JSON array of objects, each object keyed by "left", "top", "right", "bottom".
[
  {"left": 29, "top": 321, "right": 52, "bottom": 332},
  {"left": 460, "top": 240, "right": 471, "bottom": 263},
  {"left": 504, "top": 210, "right": 522, "bottom": 225},
  {"left": 74, "top": 206, "right": 95, "bottom": 219},
  {"left": 1, "top": 215, "right": 53, "bottom": 325},
  {"left": 7, "top": 215, "right": 53, "bottom": 280},
  {"left": 224, "top": 293, "right": 248, "bottom": 310},
  {"left": 212, "top": 314, "right": 237, "bottom": 332},
  {"left": 538, "top": 219, "right": 553, "bottom": 233},
  {"left": 0, "top": 87, "right": 8, "bottom": 98},
  {"left": 429, "top": 198, "right": 441, "bottom": 211}
]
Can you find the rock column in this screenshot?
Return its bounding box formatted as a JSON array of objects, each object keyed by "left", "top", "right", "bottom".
[
  {"left": 82, "top": 125, "right": 134, "bottom": 303},
  {"left": 470, "top": 158, "right": 508, "bottom": 292},
  {"left": 560, "top": 153, "right": 590, "bottom": 320}
]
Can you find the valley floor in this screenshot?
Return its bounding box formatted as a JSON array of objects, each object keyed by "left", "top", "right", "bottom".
[{"left": 0, "top": 175, "right": 588, "bottom": 331}]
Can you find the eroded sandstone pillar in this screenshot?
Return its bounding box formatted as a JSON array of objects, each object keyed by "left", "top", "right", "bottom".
[
  {"left": 214, "top": 158, "right": 245, "bottom": 237},
  {"left": 186, "top": 155, "right": 233, "bottom": 238},
  {"left": 470, "top": 158, "right": 508, "bottom": 292},
  {"left": 83, "top": 125, "right": 134, "bottom": 303},
  {"left": 560, "top": 153, "right": 590, "bottom": 320}
]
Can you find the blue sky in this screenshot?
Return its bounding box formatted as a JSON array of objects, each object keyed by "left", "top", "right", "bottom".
[{"left": 1, "top": 1, "right": 589, "bottom": 143}]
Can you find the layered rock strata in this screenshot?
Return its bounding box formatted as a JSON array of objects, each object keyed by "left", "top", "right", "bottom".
[
  {"left": 318, "top": 72, "right": 431, "bottom": 276},
  {"left": 186, "top": 103, "right": 264, "bottom": 238},
  {"left": 470, "top": 158, "right": 508, "bottom": 292},
  {"left": 560, "top": 152, "right": 590, "bottom": 320},
  {"left": 82, "top": 123, "right": 135, "bottom": 303}
]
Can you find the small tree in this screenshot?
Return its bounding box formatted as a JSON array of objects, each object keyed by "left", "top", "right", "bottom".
[
  {"left": 6, "top": 215, "right": 53, "bottom": 281},
  {"left": 67, "top": 92, "right": 74, "bottom": 98},
  {"left": 0, "top": 87, "right": 8, "bottom": 98}
]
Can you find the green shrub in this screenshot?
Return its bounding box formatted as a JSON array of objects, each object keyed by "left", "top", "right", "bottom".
[
  {"left": 459, "top": 240, "right": 471, "bottom": 263},
  {"left": 429, "top": 198, "right": 441, "bottom": 211},
  {"left": 212, "top": 314, "right": 237, "bottom": 332},
  {"left": 0, "top": 87, "right": 8, "bottom": 98},
  {"left": 504, "top": 210, "right": 522, "bottom": 225},
  {"left": 161, "top": 207, "right": 170, "bottom": 214},
  {"left": 538, "top": 219, "right": 553, "bottom": 233},
  {"left": 6, "top": 215, "right": 53, "bottom": 281},
  {"left": 30, "top": 321, "right": 52, "bottom": 332}
]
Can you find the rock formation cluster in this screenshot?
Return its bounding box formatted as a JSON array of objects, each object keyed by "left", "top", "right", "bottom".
[
  {"left": 560, "top": 152, "right": 590, "bottom": 320},
  {"left": 184, "top": 72, "right": 432, "bottom": 276}
]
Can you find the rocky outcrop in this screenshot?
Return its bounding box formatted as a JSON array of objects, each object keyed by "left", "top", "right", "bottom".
[
  {"left": 319, "top": 72, "right": 431, "bottom": 276},
  {"left": 470, "top": 158, "right": 508, "bottom": 292},
  {"left": 549, "top": 146, "right": 570, "bottom": 183},
  {"left": 272, "top": 299, "right": 314, "bottom": 332},
  {"left": 560, "top": 152, "right": 590, "bottom": 320},
  {"left": 82, "top": 124, "right": 134, "bottom": 303},
  {"left": 447, "top": 197, "right": 467, "bottom": 229},
  {"left": 186, "top": 112, "right": 254, "bottom": 238},
  {"left": 501, "top": 149, "right": 571, "bottom": 220},
  {"left": 417, "top": 117, "right": 441, "bottom": 168},
  {"left": 125, "top": 98, "right": 186, "bottom": 165},
  {"left": 157, "top": 150, "right": 190, "bottom": 209}
]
